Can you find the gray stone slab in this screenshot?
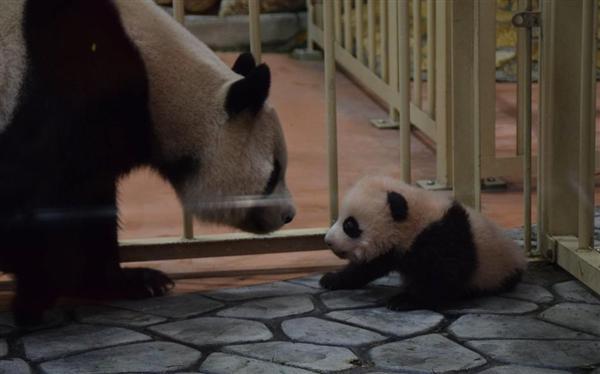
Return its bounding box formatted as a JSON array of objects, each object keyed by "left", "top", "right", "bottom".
[
  {"left": 110, "top": 293, "right": 224, "bottom": 319},
  {"left": 448, "top": 314, "right": 596, "bottom": 339},
  {"left": 522, "top": 262, "right": 572, "bottom": 286},
  {"left": 39, "top": 342, "right": 201, "bottom": 374},
  {"left": 369, "top": 334, "right": 486, "bottom": 373},
  {"left": 320, "top": 287, "right": 398, "bottom": 310},
  {"left": 539, "top": 303, "right": 600, "bottom": 336},
  {"left": 287, "top": 274, "right": 322, "bottom": 289},
  {"left": 21, "top": 324, "right": 150, "bottom": 361},
  {"left": 479, "top": 365, "right": 572, "bottom": 374},
  {"left": 186, "top": 13, "right": 306, "bottom": 50},
  {"left": 443, "top": 296, "right": 538, "bottom": 315},
  {"left": 369, "top": 272, "right": 403, "bottom": 287},
  {"left": 327, "top": 308, "right": 443, "bottom": 337},
  {"left": 149, "top": 317, "right": 272, "bottom": 346},
  {"left": 207, "top": 281, "right": 317, "bottom": 301},
  {"left": 217, "top": 295, "right": 314, "bottom": 319},
  {"left": 501, "top": 283, "right": 555, "bottom": 304},
  {"left": 225, "top": 341, "right": 360, "bottom": 372},
  {"left": 0, "top": 359, "right": 32, "bottom": 374},
  {"left": 77, "top": 306, "right": 166, "bottom": 327},
  {"left": 553, "top": 281, "right": 600, "bottom": 304},
  {"left": 200, "top": 352, "right": 315, "bottom": 374},
  {"left": 282, "top": 317, "right": 386, "bottom": 346},
  {"left": 466, "top": 340, "right": 600, "bottom": 369}
]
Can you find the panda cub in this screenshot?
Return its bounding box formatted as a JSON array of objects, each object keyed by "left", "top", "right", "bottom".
[{"left": 321, "top": 176, "right": 527, "bottom": 309}]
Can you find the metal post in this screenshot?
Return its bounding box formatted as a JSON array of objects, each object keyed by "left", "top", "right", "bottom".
[
  {"left": 516, "top": 0, "right": 533, "bottom": 254},
  {"left": 367, "top": 0, "right": 376, "bottom": 71},
  {"left": 173, "top": 0, "right": 185, "bottom": 25},
  {"left": 399, "top": 0, "right": 411, "bottom": 182},
  {"left": 344, "top": 0, "right": 352, "bottom": 50},
  {"left": 412, "top": 0, "right": 422, "bottom": 108},
  {"left": 578, "top": 0, "right": 597, "bottom": 250},
  {"left": 324, "top": 0, "right": 339, "bottom": 223},
  {"left": 426, "top": 0, "right": 435, "bottom": 117},
  {"left": 356, "top": 0, "right": 364, "bottom": 63},
  {"left": 249, "top": 0, "right": 262, "bottom": 63}
]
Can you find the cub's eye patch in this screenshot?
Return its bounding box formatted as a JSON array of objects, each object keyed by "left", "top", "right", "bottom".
[
  {"left": 343, "top": 216, "right": 362, "bottom": 238},
  {"left": 263, "top": 160, "right": 281, "bottom": 195}
]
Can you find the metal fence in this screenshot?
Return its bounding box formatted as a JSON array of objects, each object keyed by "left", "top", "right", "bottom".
[{"left": 121, "top": 0, "right": 600, "bottom": 294}]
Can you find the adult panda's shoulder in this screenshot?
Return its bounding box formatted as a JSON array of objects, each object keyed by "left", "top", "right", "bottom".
[{"left": 0, "top": 0, "right": 27, "bottom": 136}]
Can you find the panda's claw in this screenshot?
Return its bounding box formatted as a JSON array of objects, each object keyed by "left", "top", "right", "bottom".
[
  {"left": 386, "top": 293, "right": 414, "bottom": 311},
  {"left": 319, "top": 272, "right": 344, "bottom": 290},
  {"left": 119, "top": 268, "right": 174, "bottom": 299}
]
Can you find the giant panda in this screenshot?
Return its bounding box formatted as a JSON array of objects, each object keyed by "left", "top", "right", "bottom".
[
  {"left": 0, "top": 0, "right": 295, "bottom": 325},
  {"left": 320, "top": 176, "right": 526, "bottom": 310}
]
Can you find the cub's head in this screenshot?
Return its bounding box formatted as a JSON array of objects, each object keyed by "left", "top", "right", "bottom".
[
  {"left": 155, "top": 53, "right": 295, "bottom": 234},
  {"left": 324, "top": 176, "right": 449, "bottom": 263}
]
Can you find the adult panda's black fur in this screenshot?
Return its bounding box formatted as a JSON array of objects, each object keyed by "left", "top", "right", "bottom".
[
  {"left": 320, "top": 176, "right": 526, "bottom": 310},
  {"left": 0, "top": 0, "right": 295, "bottom": 325}
]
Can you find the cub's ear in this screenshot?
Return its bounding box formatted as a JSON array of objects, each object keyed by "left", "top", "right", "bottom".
[
  {"left": 232, "top": 52, "right": 256, "bottom": 77},
  {"left": 387, "top": 191, "right": 408, "bottom": 221},
  {"left": 225, "top": 64, "right": 271, "bottom": 117}
]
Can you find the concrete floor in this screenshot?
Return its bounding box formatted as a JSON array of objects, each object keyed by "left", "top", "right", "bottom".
[{"left": 1, "top": 259, "right": 599, "bottom": 373}]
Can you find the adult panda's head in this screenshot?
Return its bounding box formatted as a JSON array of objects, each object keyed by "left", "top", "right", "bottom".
[
  {"left": 111, "top": 1, "right": 295, "bottom": 234},
  {"left": 157, "top": 52, "right": 295, "bottom": 234},
  {"left": 324, "top": 176, "right": 450, "bottom": 263}
]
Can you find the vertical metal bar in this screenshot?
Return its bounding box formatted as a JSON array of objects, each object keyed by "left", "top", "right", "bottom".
[
  {"left": 388, "top": 0, "right": 399, "bottom": 122},
  {"left": 517, "top": 0, "right": 533, "bottom": 254},
  {"left": 335, "top": 0, "right": 342, "bottom": 42},
  {"left": 412, "top": 0, "right": 422, "bottom": 108},
  {"left": 367, "top": 0, "right": 376, "bottom": 71},
  {"left": 173, "top": 0, "right": 185, "bottom": 25},
  {"left": 356, "top": 0, "right": 364, "bottom": 63},
  {"left": 578, "top": 0, "right": 597, "bottom": 250},
  {"left": 249, "top": 0, "right": 262, "bottom": 64},
  {"left": 399, "top": 0, "right": 411, "bottom": 182},
  {"left": 435, "top": 0, "right": 452, "bottom": 187},
  {"left": 380, "top": 0, "right": 388, "bottom": 81},
  {"left": 426, "top": 0, "right": 435, "bottom": 117},
  {"left": 344, "top": 0, "right": 352, "bottom": 50},
  {"left": 173, "top": 0, "right": 194, "bottom": 239},
  {"left": 324, "top": 0, "right": 340, "bottom": 223},
  {"left": 306, "top": 0, "right": 315, "bottom": 52}
]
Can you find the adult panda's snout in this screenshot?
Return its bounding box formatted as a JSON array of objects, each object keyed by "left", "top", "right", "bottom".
[{"left": 282, "top": 206, "right": 296, "bottom": 224}]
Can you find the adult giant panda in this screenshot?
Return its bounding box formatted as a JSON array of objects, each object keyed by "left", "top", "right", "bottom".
[
  {"left": 321, "top": 176, "right": 526, "bottom": 310},
  {"left": 0, "top": 0, "right": 295, "bottom": 325}
]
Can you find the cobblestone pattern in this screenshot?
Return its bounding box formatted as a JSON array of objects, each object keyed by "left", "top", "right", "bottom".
[{"left": 1, "top": 242, "right": 599, "bottom": 372}]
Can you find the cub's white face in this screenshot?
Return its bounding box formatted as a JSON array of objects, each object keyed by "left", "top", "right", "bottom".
[{"left": 325, "top": 176, "right": 449, "bottom": 263}]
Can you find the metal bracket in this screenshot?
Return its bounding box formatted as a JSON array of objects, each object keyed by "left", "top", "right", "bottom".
[
  {"left": 416, "top": 179, "right": 451, "bottom": 191},
  {"left": 481, "top": 177, "right": 508, "bottom": 190},
  {"left": 545, "top": 236, "right": 558, "bottom": 262},
  {"left": 370, "top": 118, "right": 399, "bottom": 129},
  {"left": 512, "top": 11, "right": 541, "bottom": 28}
]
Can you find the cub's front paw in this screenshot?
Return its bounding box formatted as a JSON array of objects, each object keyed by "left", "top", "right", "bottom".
[
  {"left": 319, "top": 272, "right": 347, "bottom": 290},
  {"left": 120, "top": 268, "right": 174, "bottom": 299},
  {"left": 386, "top": 293, "right": 414, "bottom": 311}
]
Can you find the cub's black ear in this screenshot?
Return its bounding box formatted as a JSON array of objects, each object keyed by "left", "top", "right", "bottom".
[
  {"left": 232, "top": 52, "right": 256, "bottom": 77},
  {"left": 225, "top": 64, "right": 271, "bottom": 117},
  {"left": 387, "top": 191, "right": 408, "bottom": 221}
]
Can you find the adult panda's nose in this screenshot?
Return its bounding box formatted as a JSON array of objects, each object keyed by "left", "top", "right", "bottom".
[{"left": 282, "top": 208, "right": 295, "bottom": 224}]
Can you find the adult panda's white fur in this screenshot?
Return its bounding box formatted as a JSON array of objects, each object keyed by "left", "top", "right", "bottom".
[
  {"left": 321, "top": 176, "right": 526, "bottom": 309},
  {"left": 0, "top": 0, "right": 294, "bottom": 325},
  {"left": 0, "top": 1, "right": 26, "bottom": 134},
  {"left": 113, "top": 0, "right": 294, "bottom": 232}
]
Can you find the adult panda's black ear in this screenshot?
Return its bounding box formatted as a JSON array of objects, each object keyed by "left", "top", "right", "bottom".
[
  {"left": 387, "top": 191, "right": 408, "bottom": 221},
  {"left": 232, "top": 52, "right": 256, "bottom": 77},
  {"left": 225, "top": 64, "right": 271, "bottom": 117}
]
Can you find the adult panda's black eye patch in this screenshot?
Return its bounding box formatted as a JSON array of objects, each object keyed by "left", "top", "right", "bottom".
[
  {"left": 388, "top": 191, "right": 408, "bottom": 221},
  {"left": 263, "top": 160, "right": 281, "bottom": 195},
  {"left": 343, "top": 216, "right": 362, "bottom": 238}
]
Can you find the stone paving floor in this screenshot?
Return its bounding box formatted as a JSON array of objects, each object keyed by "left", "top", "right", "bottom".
[{"left": 0, "top": 259, "right": 599, "bottom": 373}]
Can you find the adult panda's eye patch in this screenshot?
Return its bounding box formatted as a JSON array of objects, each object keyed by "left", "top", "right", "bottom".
[
  {"left": 263, "top": 159, "right": 281, "bottom": 195},
  {"left": 343, "top": 216, "right": 362, "bottom": 238}
]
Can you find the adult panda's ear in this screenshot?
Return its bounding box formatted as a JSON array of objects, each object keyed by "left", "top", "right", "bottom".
[
  {"left": 232, "top": 52, "right": 256, "bottom": 77},
  {"left": 387, "top": 191, "right": 408, "bottom": 221},
  {"left": 225, "top": 64, "right": 271, "bottom": 117}
]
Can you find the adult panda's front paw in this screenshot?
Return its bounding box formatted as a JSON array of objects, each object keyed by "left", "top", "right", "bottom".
[
  {"left": 386, "top": 293, "right": 414, "bottom": 311},
  {"left": 319, "top": 272, "right": 347, "bottom": 290},
  {"left": 120, "top": 268, "right": 175, "bottom": 299}
]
